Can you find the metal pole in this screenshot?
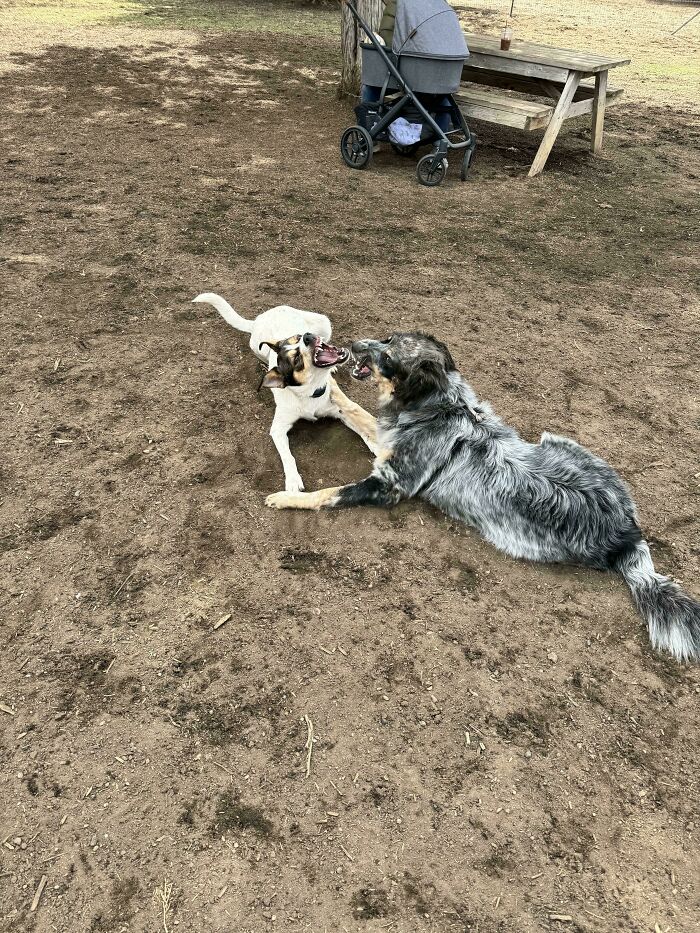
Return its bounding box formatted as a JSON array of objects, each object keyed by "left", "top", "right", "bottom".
[{"left": 671, "top": 9, "right": 699, "bottom": 36}]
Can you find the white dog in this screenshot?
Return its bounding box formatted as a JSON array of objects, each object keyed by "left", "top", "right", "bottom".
[{"left": 193, "top": 293, "right": 378, "bottom": 492}]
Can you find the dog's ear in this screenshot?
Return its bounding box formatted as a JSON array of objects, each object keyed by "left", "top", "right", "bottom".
[
  {"left": 259, "top": 340, "right": 281, "bottom": 355},
  {"left": 399, "top": 359, "right": 449, "bottom": 400},
  {"left": 258, "top": 367, "right": 285, "bottom": 391},
  {"left": 415, "top": 333, "right": 457, "bottom": 371},
  {"left": 438, "top": 343, "right": 456, "bottom": 372}
]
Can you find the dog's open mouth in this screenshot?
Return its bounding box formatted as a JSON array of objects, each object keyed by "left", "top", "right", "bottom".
[
  {"left": 351, "top": 357, "right": 372, "bottom": 380},
  {"left": 312, "top": 337, "right": 349, "bottom": 368}
]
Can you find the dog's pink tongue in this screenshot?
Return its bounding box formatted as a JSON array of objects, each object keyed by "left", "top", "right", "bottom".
[{"left": 316, "top": 344, "right": 341, "bottom": 365}]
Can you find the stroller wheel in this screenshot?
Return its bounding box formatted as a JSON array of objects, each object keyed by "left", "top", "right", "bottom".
[
  {"left": 391, "top": 141, "right": 420, "bottom": 158},
  {"left": 416, "top": 153, "right": 447, "bottom": 187},
  {"left": 340, "top": 126, "right": 373, "bottom": 170},
  {"left": 460, "top": 147, "right": 475, "bottom": 181}
]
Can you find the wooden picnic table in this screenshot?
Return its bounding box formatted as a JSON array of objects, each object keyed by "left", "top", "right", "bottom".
[{"left": 457, "top": 35, "right": 631, "bottom": 176}]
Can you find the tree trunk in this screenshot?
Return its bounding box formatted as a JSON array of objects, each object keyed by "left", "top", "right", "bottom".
[{"left": 339, "top": 0, "right": 383, "bottom": 98}]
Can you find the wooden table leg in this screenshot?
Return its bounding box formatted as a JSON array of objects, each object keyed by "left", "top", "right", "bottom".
[
  {"left": 591, "top": 69, "right": 608, "bottom": 153},
  {"left": 528, "top": 70, "right": 582, "bottom": 177}
]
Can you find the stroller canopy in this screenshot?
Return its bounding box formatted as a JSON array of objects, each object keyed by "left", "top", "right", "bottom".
[{"left": 392, "top": 0, "right": 469, "bottom": 61}]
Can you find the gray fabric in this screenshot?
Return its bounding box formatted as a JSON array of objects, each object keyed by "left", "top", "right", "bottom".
[
  {"left": 392, "top": 0, "right": 468, "bottom": 61},
  {"left": 361, "top": 44, "right": 464, "bottom": 93}
]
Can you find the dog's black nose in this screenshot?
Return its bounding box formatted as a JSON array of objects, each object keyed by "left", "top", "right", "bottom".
[{"left": 303, "top": 333, "right": 315, "bottom": 346}]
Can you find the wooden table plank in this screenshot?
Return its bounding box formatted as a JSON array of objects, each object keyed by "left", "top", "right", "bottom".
[
  {"left": 591, "top": 71, "right": 608, "bottom": 153},
  {"left": 454, "top": 92, "right": 552, "bottom": 131},
  {"left": 465, "top": 52, "right": 570, "bottom": 83},
  {"left": 455, "top": 88, "right": 554, "bottom": 117},
  {"left": 465, "top": 34, "right": 630, "bottom": 73}
]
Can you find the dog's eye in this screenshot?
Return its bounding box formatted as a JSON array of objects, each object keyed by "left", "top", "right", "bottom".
[{"left": 381, "top": 337, "right": 392, "bottom": 344}]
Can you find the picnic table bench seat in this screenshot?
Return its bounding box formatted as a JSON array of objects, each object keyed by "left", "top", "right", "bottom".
[{"left": 454, "top": 82, "right": 623, "bottom": 132}]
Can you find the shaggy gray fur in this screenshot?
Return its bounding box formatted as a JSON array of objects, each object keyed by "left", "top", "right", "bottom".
[{"left": 342, "top": 333, "right": 700, "bottom": 663}]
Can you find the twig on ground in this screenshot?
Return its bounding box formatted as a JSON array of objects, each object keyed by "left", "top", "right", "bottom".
[
  {"left": 303, "top": 715, "right": 315, "bottom": 778},
  {"left": 212, "top": 760, "right": 234, "bottom": 777},
  {"left": 30, "top": 875, "right": 47, "bottom": 912},
  {"left": 0, "top": 704, "right": 15, "bottom": 716},
  {"left": 154, "top": 878, "right": 173, "bottom": 933},
  {"left": 110, "top": 570, "right": 134, "bottom": 602}
]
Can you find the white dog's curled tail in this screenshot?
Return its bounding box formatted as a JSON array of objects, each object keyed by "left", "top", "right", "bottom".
[
  {"left": 192, "top": 292, "right": 254, "bottom": 333},
  {"left": 616, "top": 540, "right": 700, "bottom": 663}
]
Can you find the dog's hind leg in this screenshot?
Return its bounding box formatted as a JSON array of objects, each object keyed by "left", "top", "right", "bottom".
[
  {"left": 328, "top": 380, "right": 380, "bottom": 454},
  {"left": 269, "top": 414, "right": 304, "bottom": 493}
]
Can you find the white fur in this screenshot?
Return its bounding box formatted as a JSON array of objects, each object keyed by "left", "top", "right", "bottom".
[{"left": 193, "top": 293, "right": 378, "bottom": 491}]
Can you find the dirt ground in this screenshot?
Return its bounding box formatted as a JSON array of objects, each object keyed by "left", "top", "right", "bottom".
[{"left": 1, "top": 1, "right": 699, "bottom": 931}]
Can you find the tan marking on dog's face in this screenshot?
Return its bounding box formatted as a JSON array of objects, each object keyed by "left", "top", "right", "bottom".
[
  {"left": 277, "top": 335, "right": 313, "bottom": 387},
  {"left": 370, "top": 361, "right": 395, "bottom": 404}
]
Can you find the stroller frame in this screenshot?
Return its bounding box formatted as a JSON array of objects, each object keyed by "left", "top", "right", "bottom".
[{"left": 341, "top": 0, "right": 476, "bottom": 185}]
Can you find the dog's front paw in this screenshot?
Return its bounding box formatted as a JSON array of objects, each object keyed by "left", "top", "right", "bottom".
[
  {"left": 266, "top": 492, "right": 291, "bottom": 509},
  {"left": 285, "top": 475, "right": 305, "bottom": 493}
]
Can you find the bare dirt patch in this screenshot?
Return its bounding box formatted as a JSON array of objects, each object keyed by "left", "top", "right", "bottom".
[{"left": 0, "top": 2, "right": 698, "bottom": 931}]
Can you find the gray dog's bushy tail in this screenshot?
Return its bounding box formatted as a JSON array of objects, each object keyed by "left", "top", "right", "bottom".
[{"left": 615, "top": 541, "right": 700, "bottom": 662}]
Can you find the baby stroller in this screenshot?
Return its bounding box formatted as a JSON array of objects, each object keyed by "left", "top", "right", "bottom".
[{"left": 340, "top": 0, "right": 476, "bottom": 186}]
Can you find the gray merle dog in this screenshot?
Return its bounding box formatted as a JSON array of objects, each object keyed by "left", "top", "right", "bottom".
[{"left": 266, "top": 332, "right": 700, "bottom": 663}]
